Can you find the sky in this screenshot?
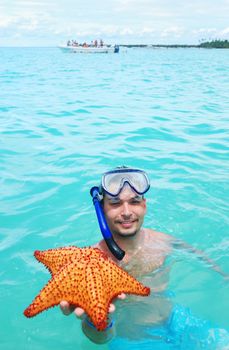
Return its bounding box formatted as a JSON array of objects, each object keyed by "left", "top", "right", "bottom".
[{"left": 0, "top": 0, "right": 229, "bottom": 46}]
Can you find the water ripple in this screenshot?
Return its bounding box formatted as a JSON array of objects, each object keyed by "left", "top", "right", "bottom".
[{"left": 0, "top": 48, "right": 228, "bottom": 347}]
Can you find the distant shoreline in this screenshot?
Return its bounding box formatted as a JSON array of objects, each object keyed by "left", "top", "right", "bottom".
[
  {"left": 120, "top": 40, "right": 229, "bottom": 49},
  {"left": 0, "top": 40, "right": 228, "bottom": 49},
  {"left": 119, "top": 44, "right": 227, "bottom": 49},
  {"left": 120, "top": 44, "right": 198, "bottom": 48}
]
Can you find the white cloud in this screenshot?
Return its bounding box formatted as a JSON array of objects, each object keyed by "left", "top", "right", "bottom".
[
  {"left": 119, "top": 27, "right": 134, "bottom": 35},
  {"left": 142, "top": 27, "right": 155, "bottom": 34},
  {"left": 0, "top": 12, "right": 55, "bottom": 33},
  {"left": 220, "top": 27, "right": 229, "bottom": 35},
  {"left": 161, "top": 26, "right": 184, "bottom": 38},
  {"left": 192, "top": 27, "right": 229, "bottom": 41},
  {"left": 0, "top": 16, "right": 13, "bottom": 28},
  {"left": 192, "top": 28, "right": 217, "bottom": 35},
  {"left": 18, "top": 18, "right": 39, "bottom": 31}
]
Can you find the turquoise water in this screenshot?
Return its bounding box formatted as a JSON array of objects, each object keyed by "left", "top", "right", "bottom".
[{"left": 0, "top": 47, "right": 228, "bottom": 349}]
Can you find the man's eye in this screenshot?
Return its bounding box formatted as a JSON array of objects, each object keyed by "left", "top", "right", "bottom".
[
  {"left": 131, "top": 199, "right": 141, "bottom": 204},
  {"left": 110, "top": 201, "right": 120, "bottom": 205}
]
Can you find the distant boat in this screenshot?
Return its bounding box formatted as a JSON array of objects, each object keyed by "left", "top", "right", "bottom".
[{"left": 58, "top": 44, "right": 119, "bottom": 54}]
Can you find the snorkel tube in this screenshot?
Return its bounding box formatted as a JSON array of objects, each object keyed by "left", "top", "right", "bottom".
[{"left": 90, "top": 186, "right": 125, "bottom": 260}]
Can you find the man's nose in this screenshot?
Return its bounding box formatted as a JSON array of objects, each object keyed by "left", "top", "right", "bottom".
[{"left": 121, "top": 202, "right": 131, "bottom": 217}]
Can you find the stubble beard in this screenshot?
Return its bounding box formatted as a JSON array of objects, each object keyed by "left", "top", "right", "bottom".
[
  {"left": 113, "top": 223, "right": 141, "bottom": 238},
  {"left": 115, "top": 230, "right": 138, "bottom": 238}
]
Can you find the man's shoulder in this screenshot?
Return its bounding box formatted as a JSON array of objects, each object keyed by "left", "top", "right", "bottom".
[{"left": 144, "top": 228, "right": 173, "bottom": 243}]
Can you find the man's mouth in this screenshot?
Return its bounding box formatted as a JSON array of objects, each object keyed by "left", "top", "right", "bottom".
[{"left": 118, "top": 220, "right": 137, "bottom": 228}]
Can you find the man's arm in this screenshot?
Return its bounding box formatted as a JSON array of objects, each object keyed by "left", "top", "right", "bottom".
[
  {"left": 60, "top": 294, "right": 126, "bottom": 344},
  {"left": 172, "top": 239, "right": 228, "bottom": 279}
]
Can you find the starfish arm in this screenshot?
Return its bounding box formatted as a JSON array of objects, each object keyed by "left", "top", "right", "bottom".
[
  {"left": 101, "top": 259, "right": 150, "bottom": 297},
  {"left": 34, "top": 246, "right": 81, "bottom": 275},
  {"left": 24, "top": 260, "right": 87, "bottom": 318},
  {"left": 34, "top": 247, "right": 103, "bottom": 275},
  {"left": 24, "top": 276, "right": 63, "bottom": 317},
  {"left": 83, "top": 260, "right": 110, "bottom": 330}
]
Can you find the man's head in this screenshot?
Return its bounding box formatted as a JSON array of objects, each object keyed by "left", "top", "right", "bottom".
[{"left": 99, "top": 166, "right": 150, "bottom": 237}]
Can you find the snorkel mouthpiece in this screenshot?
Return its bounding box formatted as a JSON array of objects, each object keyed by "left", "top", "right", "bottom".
[{"left": 90, "top": 186, "right": 125, "bottom": 260}]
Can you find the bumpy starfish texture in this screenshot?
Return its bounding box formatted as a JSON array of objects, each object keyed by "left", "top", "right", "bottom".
[
  {"left": 24, "top": 246, "right": 150, "bottom": 330},
  {"left": 34, "top": 246, "right": 102, "bottom": 275}
]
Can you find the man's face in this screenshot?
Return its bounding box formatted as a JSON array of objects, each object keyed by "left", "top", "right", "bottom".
[{"left": 103, "top": 186, "right": 146, "bottom": 237}]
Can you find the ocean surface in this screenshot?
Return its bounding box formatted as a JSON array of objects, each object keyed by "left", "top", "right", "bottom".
[{"left": 0, "top": 47, "right": 228, "bottom": 350}]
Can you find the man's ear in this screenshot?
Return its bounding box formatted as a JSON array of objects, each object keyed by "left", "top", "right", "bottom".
[{"left": 142, "top": 198, "right": 147, "bottom": 210}]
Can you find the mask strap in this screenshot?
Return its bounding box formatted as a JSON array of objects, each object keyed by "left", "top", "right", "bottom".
[{"left": 90, "top": 187, "right": 125, "bottom": 260}]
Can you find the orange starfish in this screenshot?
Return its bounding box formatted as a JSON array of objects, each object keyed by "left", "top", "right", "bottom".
[{"left": 24, "top": 246, "right": 150, "bottom": 330}]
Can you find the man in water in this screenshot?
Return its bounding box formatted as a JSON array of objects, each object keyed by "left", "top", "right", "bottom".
[{"left": 60, "top": 166, "right": 229, "bottom": 346}]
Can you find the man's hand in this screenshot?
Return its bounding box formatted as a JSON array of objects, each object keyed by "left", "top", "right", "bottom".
[{"left": 60, "top": 293, "right": 126, "bottom": 318}]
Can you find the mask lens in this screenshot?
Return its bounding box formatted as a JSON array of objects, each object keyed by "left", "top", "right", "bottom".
[
  {"left": 128, "top": 172, "right": 149, "bottom": 193},
  {"left": 103, "top": 173, "right": 124, "bottom": 195}
]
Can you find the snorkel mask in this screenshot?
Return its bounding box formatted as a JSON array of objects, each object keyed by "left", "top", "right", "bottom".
[{"left": 90, "top": 167, "right": 150, "bottom": 260}]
